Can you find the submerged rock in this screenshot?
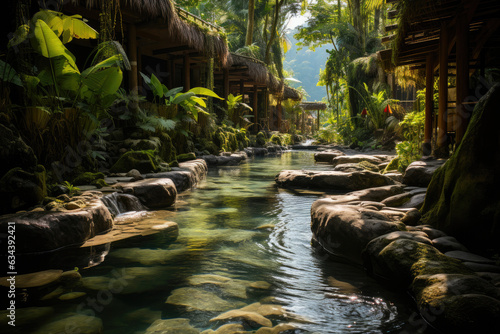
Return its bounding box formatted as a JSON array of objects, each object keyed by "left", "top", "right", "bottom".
[
  {"left": 31, "top": 314, "right": 103, "bottom": 334},
  {"left": 0, "top": 269, "right": 62, "bottom": 288},
  {"left": 144, "top": 318, "right": 200, "bottom": 334},
  {"left": 166, "top": 287, "right": 245, "bottom": 312},
  {"left": 0, "top": 307, "right": 53, "bottom": 329},
  {"left": 275, "top": 170, "right": 396, "bottom": 191},
  {"left": 210, "top": 310, "right": 272, "bottom": 328}
]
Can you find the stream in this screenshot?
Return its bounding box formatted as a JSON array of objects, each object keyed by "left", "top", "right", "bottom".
[{"left": 12, "top": 151, "right": 431, "bottom": 333}]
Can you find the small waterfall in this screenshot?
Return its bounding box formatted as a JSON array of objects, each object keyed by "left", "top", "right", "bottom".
[
  {"left": 302, "top": 139, "right": 315, "bottom": 146},
  {"left": 101, "top": 192, "right": 147, "bottom": 217}
]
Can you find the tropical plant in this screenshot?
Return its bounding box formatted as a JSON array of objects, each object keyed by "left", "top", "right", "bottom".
[
  {"left": 226, "top": 93, "right": 253, "bottom": 127},
  {"left": 396, "top": 110, "right": 425, "bottom": 170}
]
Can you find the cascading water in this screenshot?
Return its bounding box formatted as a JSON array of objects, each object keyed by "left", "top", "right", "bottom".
[{"left": 100, "top": 192, "right": 147, "bottom": 217}]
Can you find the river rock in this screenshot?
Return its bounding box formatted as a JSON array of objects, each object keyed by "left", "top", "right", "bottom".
[
  {"left": 276, "top": 170, "right": 396, "bottom": 191},
  {"left": 363, "top": 238, "right": 472, "bottom": 286},
  {"left": 0, "top": 306, "right": 53, "bottom": 329},
  {"left": 332, "top": 163, "right": 366, "bottom": 172},
  {"left": 58, "top": 291, "right": 86, "bottom": 300},
  {"left": 144, "top": 159, "right": 207, "bottom": 192},
  {"left": 463, "top": 262, "right": 500, "bottom": 273},
  {"left": 311, "top": 201, "right": 405, "bottom": 264},
  {"left": 411, "top": 274, "right": 500, "bottom": 333},
  {"left": 32, "top": 314, "right": 103, "bottom": 334},
  {"left": 0, "top": 200, "right": 113, "bottom": 253},
  {"left": 444, "top": 250, "right": 496, "bottom": 264},
  {"left": 201, "top": 154, "right": 245, "bottom": 166},
  {"left": 431, "top": 236, "right": 468, "bottom": 253},
  {"left": 110, "top": 247, "right": 188, "bottom": 266},
  {"left": 255, "top": 323, "right": 297, "bottom": 334},
  {"left": 343, "top": 185, "right": 405, "bottom": 202},
  {"left": 187, "top": 274, "right": 252, "bottom": 299},
  {"left": 116, "top": 178, "right": 177, "bottom": 209},
  {"left": 245, "top": 147, "right": 268, "bottom": 156},
  {"left": 399, "top": 193, "right": 426, "bottom": 209},
  {"left": 0, "top": 165, "right": 47, "bottom": 214},
  {"left": 381, "top": 192, "right": 413, "bottom": 207},
  {"left": 314, "top": 150, "right": 344, "bottom": 163},
  {"left": 0, "top": 269, "right": 62, "bottom": 288},
  {"left": 166, "top": 287, "right": 245, "bottom": 312},
  {"left": 239, "top": 302, "right": 287, "bottom": 318},
  {"left": 210, "top": 310, "right": 272, "bottom": 328},
  {"left": 201, "top": 323, "right": 246, "bottom": 334},
  {"left": 331, "top": 154, "right": 383, "bottom": 167},
  {"left": 144, "top": 318, "right": 200, "bottom": 334},
  {"left": 402, "top": 158, "right": 445, "bottom": 187},
  {"left": 110, "top": 150, "right": 159, "bottom": 174}
]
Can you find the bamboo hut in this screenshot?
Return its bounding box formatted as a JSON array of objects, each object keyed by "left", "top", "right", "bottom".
[
  {"left": 378, "top": 0, "right": 500, "bottom": 156},
  {"left": 298, "top": 102, "right": 327, "bottom": 134}
]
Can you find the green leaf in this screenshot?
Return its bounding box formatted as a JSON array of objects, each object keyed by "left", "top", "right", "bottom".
[
  {"left": 31, "top": 20, "right": 77, "bottom": 69},
  {"left": 190, "top": 96, "right": 206, "bottom": 108},
  {"left": 61, "top": 13, "right": 98, "bottom": 43},
  {"left": 171, "top": 92, "right": 195, "bottom": 105},
  {"left": 8, "top": 24, "right": 30, "bottom": 49},
  {"left": 81, "top": 54, "right": 123, "bottom": 77},
  {"left": 82, "top": 67, "right": 123, "bottom": 96},
  {"left": 0, "top": 60, "right": 23, "bottom": 87},
  {"left": 150, "top": 73, "right": 164, "bottom": 98},
  {"left": 140, "top": 72, "right": 151, "bottom": 85},
  {"left": 188, "top": 87, "right": 224, "bottom": 100},
  {"left": 164, "top": 86, "right": 183, "bottom": 98}
]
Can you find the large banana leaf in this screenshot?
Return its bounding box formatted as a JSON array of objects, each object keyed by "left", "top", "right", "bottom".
[
  {"left": 82, "top": 67, "right": 123, "bottom": 97},
  {"left": 149, "top": 73, "right": 164, "bottom": 98},
  {"left": 32, "top": 10, "right": 98, "bottom": 44},
  {"left": 190, "top": 96, "right": 207, "bottom": 108},
  {"left": 31, "top": 20, "right": 77, "bottom": 70},
  {"left": 37, "top": 55, "right": 80, "bottom": 92},
  {"left": 171, "top": 92, "right": 195, "bottom": 105},
  {"left": 164, "top": 86, "right": 183, "bottom": 98},
  {"left": 188, "top": 87, "right": 224, "bottom": 100},
  {"left": 81, "top": 55, "right": 123, "bottom": 78},
  {"left": 0, "top": 60, "right": 23, "bottom": 87}
]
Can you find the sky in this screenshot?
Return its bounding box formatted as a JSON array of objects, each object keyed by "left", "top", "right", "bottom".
[{"left": 287, "top": 12, "right": 311, "bottom": 31}]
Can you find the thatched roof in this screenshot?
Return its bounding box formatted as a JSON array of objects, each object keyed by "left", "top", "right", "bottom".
[
  {"left": 227, "top": 53, "right": 283, "bottom": 94},
  {"left": 299, "top": 102, "right": 327, "bottom": 110},
  {"left": 69, "top": 0, "right": 229, "bottom": 65},
  {"left": 283, "top": 86, "right": 302, "bottom": 101}
]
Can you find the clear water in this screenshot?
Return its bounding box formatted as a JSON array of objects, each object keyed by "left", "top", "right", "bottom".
[{"left": 12, "top": 151, "right": 431, "bottom": 334}]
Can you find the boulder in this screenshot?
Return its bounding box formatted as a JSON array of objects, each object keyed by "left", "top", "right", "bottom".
[
  {"left": 314, "top": 150, "right": 344, "bottom": 163},
  {"left": 0, "top": 200, "right": 113, "bottom": 253},
  {"left": 0, "top": 165, "right": 47, "bottom": 214},
  {"left": 411, "top": 274, "right": 500, "bottom": 333},
  {"left": 275, "top": 170, "right": 396, "bottom": 191},
  {"left": 116, "top": 178, "right": 177, "bottom": 209},
  {"left": 110, "top": 150, "right": 158, "bottom": 174},
  {"left": 402, "top": 158, "right": 445, "bottom": 187},
  {"left": 144, "top": 159, "right": 207, "bottom": 192},
  {"left": 311, "top": 201, "right": 405, "bottom": 264},
  {"left": 363, "top": 238, "right": 472, "bottom": 286},
  {"left": 432, "top": 236, "right": 469, "bottom": 253},
  {"left": 343, "top": 185, "right": 405, "bottom": 202},
  {"left": 333, "top": 163, "right": 366, "bottom": 172},
  {"left": 0, "top": 123, "right": 37, "bottom": 177},
  {"left": 176, "top": 152, "right": 197, "bottom": 162},
  {"left": 420, "top": 84, "right": 500, "bottom": 252},
  {"left": 331, "top": 154, "right": 383, "bottom": 167}
]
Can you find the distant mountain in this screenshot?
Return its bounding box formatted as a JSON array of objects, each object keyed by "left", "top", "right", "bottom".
[{"left": 284, "top": 29, "right": 330, "bottom": 102}]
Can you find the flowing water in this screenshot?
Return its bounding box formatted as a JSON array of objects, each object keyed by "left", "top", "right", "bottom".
[{"left": 10, "top": 151, "right": 431, "bottom": 334}]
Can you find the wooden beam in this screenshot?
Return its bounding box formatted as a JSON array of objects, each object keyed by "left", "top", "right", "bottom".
[
  {"left": 455, "top": 12, "right": 470, "bottom": 144},
  {"left": 424, "top": 54, "right": 434, "bottom": 155},
  {"left": 184, "top": 54, "right": 191, "bottom": 91},
  {"left": 153, "top": 45, "right": 193, "bottom": 55},
  {"left": 128, "top": 23, "right": 138, "bottom": 94},
  {"left": 253, "top": 85, "right": 259, "bottom": 133},
  {"left": 436, "top": 21, "right": 449, "bottom": 157}
]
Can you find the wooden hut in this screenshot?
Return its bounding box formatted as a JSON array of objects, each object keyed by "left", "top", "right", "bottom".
[
  {"left": 298, "top": 102, "right": 327, "bottom": 134},
  {"left": 379, "top": 0, "right": 500, "bottom": 156}
]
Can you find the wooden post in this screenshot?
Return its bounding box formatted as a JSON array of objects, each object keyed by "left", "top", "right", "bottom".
[
  {"left": 265, "top": 89, "right": 270, "bottom": 130},
  {"left": 424, "top": 54, "right": 434, "bottom": 156},
  {"left": 317, "top": 110, "right": 320, "bottom": 132},
  {"left": 301, "top": 109, "right": 305, "bottom": 134},
  {"left": 183, "top": 54, "right": 191, "bottom": 91},
  {"left": 170, "top": 59, "right": 175, "bottom": 87},
  {"left": 240, "top": 80, "right": 245, "bottom": 96},
  {"left": 223, "top": 68, "right": 229, "bottom": 99},
  {"left": 128, "top": 24, "right": 138, "bottom": 94},
  {"left": 253, "top": 85, "right": 258, "bottom": 133},
  {"left": 455, "top": 13, "right": 469, "bottom": 144},
  {"left": 277, "top": 100, "right": 282, "bottom": 132},
  {"left": 436, "top": 21, "right": 449, "bottom": 157}
]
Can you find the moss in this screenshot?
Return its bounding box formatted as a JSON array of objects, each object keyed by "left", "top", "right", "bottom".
[
  {"left": 0, "top": 166, "right": 47, "bottom": 213},
  {"left": 109, "top": 150, "right": 158, "bottom": 174},
  {"left": 169, "top": 160, "right": 179, "bottom": 168},
  {"left": 72, "top": 172, "right": 105, "bottom": 186},
  {"left": 158, "top": 132, "right": 177, "bottom": 163},
  {"left": 91, "top": 179, "right": 109, "bottom": 189},
  {"left": 270, "top": 134, "right": 282, "bottom": 146},
  {"left": 358, "top": 161, "right": 380, "bottom": 172},
  {"left": 383, "top": 157, "right": 400, "bottom": 173},
  {"left": 256, "top": 132, "right": 266, "bottom": 147},
  {"left": 176, "top": 152, "right": 197, "bottom": 162}
]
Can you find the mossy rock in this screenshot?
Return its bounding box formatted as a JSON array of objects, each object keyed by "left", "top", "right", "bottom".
[
  {"left": 0, "top": 165, "right": 47, "bottom": 214},
  {"left": 420, "top": 83, "right": 500, "bottom": 252},
  {"left": 358, "top": 161, "right": 380, "bottom": 172},
  {"left": 200, "top": 139, "right": 219, "bottom": 155},
  {"left": 158, "top": 132, "right": 177, "bottom": 163},
  {"left": 176, "top": 153, "right": 196, "bottom": 163},
  {"left": 383, "top": 157, "right": 400, "bottom": 173},
  {"left": 256, "top": 132, "right": 266, "bottom": 147},
  {"left": 110, "top": 151, "right": 158, "bottom": 174},
  {"left": 72, "top": 172, "right": 105, "bottom": 186},
  {"left": 270, "top": 134, "right": 282, "bottom": 146},
  {"left": 91, "top": 179, "right": 109, "bottom": 189},
  {"left": 0, "top": 123, "right": 38, "bottom": 177}
]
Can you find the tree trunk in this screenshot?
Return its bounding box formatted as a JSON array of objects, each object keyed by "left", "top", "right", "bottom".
[
  {"left": 265, "top": 0, "right": 284, "bottom": 65},
  {"left": 245, "top": 0, "right": 255, "bottom": 46},
  {"left": 374, "top": 8, "right": 380, "bottom": 34}
]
